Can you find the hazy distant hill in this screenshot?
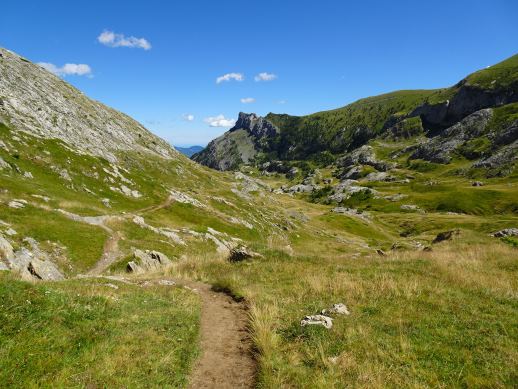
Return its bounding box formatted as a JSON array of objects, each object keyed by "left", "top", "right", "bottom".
[{"left": 175, "top": 145, "right": 204, "bottom": 157}]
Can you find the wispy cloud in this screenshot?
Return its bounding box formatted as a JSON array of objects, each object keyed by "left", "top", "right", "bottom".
[
  {"left": 38, "top": 62, "right": 92, "bottom": 77},
  {"left": 204, "top": 114, "right": 235, "bottom": 127},
  {"left": 182, "top": 113, "right": 195, "bottom": 121},
  {"left": 240, "top": 97, "right": 255, "bottom": 104},
  {"left": 216, "top": 72, "right": 244, "bottom": 84},
  {"left": 97, "top": 30, "right": 151, "bottom": 50},
  {"left": 277, "top": 99, "right": 287, "bottom": 104},
  {"left": 254, "top": 72, "right": 277, "bottom": 82}
]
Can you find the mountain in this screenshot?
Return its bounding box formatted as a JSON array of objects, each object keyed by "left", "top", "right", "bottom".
[
  {"left": 193, "top": 53, "right": 518, "bottom": 177},
  {"left": 175, "top": 145, "right": 204, "bottom": 157},
  {"left": 1, "top": 47, "right": 517, "bottom": 388}
]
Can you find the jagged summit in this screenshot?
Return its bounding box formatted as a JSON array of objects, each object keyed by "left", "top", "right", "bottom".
[
  {"left": 192, "top": 112, "right": 279, "bottom": 171},
  {"left": 0, "top": 47, "right": 177, "bottom": 162}
]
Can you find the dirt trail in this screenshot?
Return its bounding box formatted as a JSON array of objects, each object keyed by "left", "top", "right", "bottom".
[
  {"left": 181, "top": 280, "right": 256, "bottom": 389},
  {"left": 79, "top": 194, "right": 256, "bottom": 387},
  {"left": 87, "top": 230, "right": 122, "bottom": 275}
]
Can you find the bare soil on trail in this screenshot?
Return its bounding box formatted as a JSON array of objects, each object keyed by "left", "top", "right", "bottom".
[
  {"left": 183, "top": 280, "right": 256, "bottom": 389},
  {"left": 87, "top": 230, "right": 122, "bottom": 275}
]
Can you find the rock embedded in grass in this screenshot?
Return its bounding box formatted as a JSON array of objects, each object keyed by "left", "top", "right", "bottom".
[
  {"left": 321, "top": 303, "right": 350, "bottom": 316},
  {"left": 300, "top": 314, "right": 333, "bottom": 329},
  {"left": 432, "top": 230, "right": 458, "bottom": 244},
  {"left": 492, "top": 228, "right": 518, "bottom": 238}
]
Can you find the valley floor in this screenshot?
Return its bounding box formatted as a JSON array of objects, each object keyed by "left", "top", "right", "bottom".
[{"left": 0, "top": 123, "right": 517, "bottom": 387}]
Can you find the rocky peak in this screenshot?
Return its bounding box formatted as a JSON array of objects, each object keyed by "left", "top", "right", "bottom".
[
  {"left": 231, "top": 112, "right": 279, "bottom": 139},
  {"left": 0, "top": 47, "right": 177, "bottom": 162}
]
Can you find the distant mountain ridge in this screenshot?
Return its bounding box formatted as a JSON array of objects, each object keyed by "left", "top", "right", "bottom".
[
  {"left": 193, "top": 53, "right": 518, "bottom": 176},
  {"left": 175, "top": 145, "right": 204, "bottom": 157}
]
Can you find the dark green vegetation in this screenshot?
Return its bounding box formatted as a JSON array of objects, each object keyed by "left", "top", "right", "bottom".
[{"left": 0, "top": 273, "right": 199, "bottom": 388}]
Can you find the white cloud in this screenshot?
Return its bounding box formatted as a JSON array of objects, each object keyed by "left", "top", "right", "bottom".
[
  {"left": 38, "top": 62, "right": 92, "bottom": 77},
  {"left": 240, "top": 97, "right": 255, "bottom": 104},
  {"left": 204, "top": 114, "right": 235, "bottom": 128},
  {"left": 277, "top": 99, "right": 287, "bottom": 104},
  {"left": 182, "top": 113, "right": 195, "bottom": 121},
  {"left": 254, "top": 72, "right": 277, "bottom": 82},
  {"left": 216, "top": 72, "right": 244, "bottom": 84},
  {"left": 97, "top": 30, "right": 151, "bottom": 50}
]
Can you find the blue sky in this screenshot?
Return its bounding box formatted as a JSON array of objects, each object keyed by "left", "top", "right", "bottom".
[{"left": 2, "top": 0, "right": 517, "bottom": 146}]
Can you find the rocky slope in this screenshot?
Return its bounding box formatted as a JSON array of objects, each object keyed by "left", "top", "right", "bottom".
[
  {"left": 0, "top": 48, "right": 176, "bottom": 163},
  {"left": 193, "top": 53, "right": 518, "bottom": 176}
]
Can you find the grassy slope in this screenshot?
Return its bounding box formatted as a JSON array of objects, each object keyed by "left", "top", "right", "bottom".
[
  {"left": 1, "top": 111, "right": 517, "bottom": 387},
  {"left": 262, "top": 53, "right": 518, "bottom": 162},
  {"left": 0, "top": 273, "right": 200, "bottom": 388}
]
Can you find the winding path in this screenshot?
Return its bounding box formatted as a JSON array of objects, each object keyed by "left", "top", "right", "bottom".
[{"left": 66, "top": 194, "right": 256, "bottom": 387}]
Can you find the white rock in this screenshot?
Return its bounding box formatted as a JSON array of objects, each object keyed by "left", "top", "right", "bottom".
[
  {"left": 322, "top": 303, "right": 350, "bottom": 316},
  {"left": 300, "top": 315, "right": 333, "bottom": 329},
  {"left": 8, "top": 200, "right": 26, "bottom": 209}
]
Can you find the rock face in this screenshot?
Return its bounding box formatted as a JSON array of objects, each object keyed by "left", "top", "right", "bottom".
[
  {"left": 411, "top": 109, "right": 493, "bottom": 163},
  {"left": 0, "top": 47, "right": 177, "bottom": 162},
  {"left": 192, "top": 112, "right": 278, "bottom": 171},
  {"left": 409, "top": 81, "right": 518, "bottom": 132}
]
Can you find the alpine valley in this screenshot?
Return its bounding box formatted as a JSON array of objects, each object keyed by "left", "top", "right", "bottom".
[{"left": 0, "top": 46, "right": 517, "bottom": 388}]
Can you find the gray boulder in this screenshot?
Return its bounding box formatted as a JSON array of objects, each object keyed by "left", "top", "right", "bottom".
[
  {"left": 127, "top": 249, "right": 172, "bottom": 273},
  {"left": 27, "top": 258, "right": 64, "bottom": 281}
]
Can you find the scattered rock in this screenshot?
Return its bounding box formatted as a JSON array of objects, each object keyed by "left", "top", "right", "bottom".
[
  {"left": 0, "top": 156, "right": 10, "bottom": 170},
  {"left": 158, "top": 279, "right": 176, "bottom": 286},
  {"left": 101, "top": 198, "right": 111, "bottom": 208},
  {"left": 228, "top": 245, "right": 257, "bottom": 262},
  {"left": 32, "top": 194, "right": 50, "bottom": 202},
  {"left": 0, "top": 235, "right": 14, "bottom": 260},
  {"left": 300, "top": 315, "right": 333, "bottom": 329},
  {"left": 384, "top": 193, "right": 407, "bottom": 202},
  {"left": 127, "top": 249, "right": 172, "bottom": 273},
  {"left": 365, "top": 171, "right": 395, "bottom": 182},
  {"left": 400, "top": 204, "right": 424, "bottom": 213},
  {"left": 432, "top": 230, "right": 458, "bottom": 244},
  {"left": 492, "top": 228, "right": 518, "bottom": 238},
  {"left": 169, "top": 189, "right": 205, "bottom": 208},
  {"left": 376, "top": 249, "right": 387, "bottom": 257},
  {"left": 104, "top": 283, "right": 119, "bottom": 289},
  {"left": 0, "top": 262, "right": 9, "bottom": 271},
  {"left": 472, "top": 181, "right": 484, "bottom": 187},
  {"left": 5, "top": 228, "right": 16, "bottom": 236},
  {"left": 321, "top": 303, "right": 350, "bottom": 316},
  {"left": 332, "top": 207, "right": 370, "bottom": 221},
  {"left": 23, "top": 171, "right": 33, "bottom": 179},
  {"left": 8, "top": 199, "right": 27, "bottom": 209}
]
